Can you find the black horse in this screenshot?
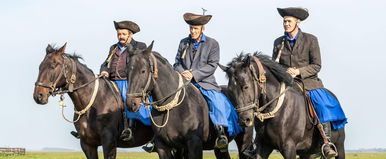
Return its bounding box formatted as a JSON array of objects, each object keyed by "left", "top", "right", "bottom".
[
  {"left": 33, "top": 43, "right": 154, "bottom": 159},
  {"left": 125, "top": 42, "right": 253, "bottom": 159},
  {"left": 219, "top": 53, "right": 345, "bottom": 159}
]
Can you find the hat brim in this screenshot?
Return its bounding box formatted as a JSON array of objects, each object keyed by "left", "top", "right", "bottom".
[
  {"left": 183, "top": 13, "right": 212, "bottom": 25},
  {"left": 114, "top": 21, "right": 140, "bottom": 34},
  {"left": 277, "top": 8, "right": 309, "bottom": 21}
]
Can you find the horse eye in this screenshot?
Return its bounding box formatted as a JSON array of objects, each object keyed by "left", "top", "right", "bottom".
[
  {"left": 141, "top": 70, "right": 146, "bottom": 74},
  {"left": 243, "top": 85, "right": 249, "bottom": 90}
]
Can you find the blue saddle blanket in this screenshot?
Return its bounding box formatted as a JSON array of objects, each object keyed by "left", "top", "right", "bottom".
[
  {"left": 193, "top": 82, "right": 243, "bottom": 137},
  {"left": 308, "top": 88, "right": 347, "bottom": 130},
  {"left": 114, "top": 80, "right": 151, "bottom": 126}
]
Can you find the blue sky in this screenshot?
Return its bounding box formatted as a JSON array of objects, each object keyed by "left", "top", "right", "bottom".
[{"left": 0, "top": 0, "right": 385, "bottom": 151}]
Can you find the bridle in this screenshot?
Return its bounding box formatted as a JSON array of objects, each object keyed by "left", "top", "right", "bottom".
[
  {"left": 35, "top": 55, "right": 78, "bottom": 95},
  {"left": 126, "top": 52, "right": 190, "bottom": 128},
  {"left": 234, "top": 56, "right": 289, "bottom": 122},
  {"left": 35, "top": 54, "right": 101, "bottom": 123},
  {"left": 234, "top": 56, "right": 267, "bottom": 113},
  {"left": 126, "top": 53, "right": 158, "bottom": 101}
]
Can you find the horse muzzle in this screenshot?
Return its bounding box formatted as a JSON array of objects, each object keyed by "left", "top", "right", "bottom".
[
  {"left": 238, "top": 112, "right": 254, "bottom": 127},
  {"left": 33, "top": 86, "right": 50, "bottom": 104},
  {"left": 126, "top": 97, "right": 142, "bottom": 112}
]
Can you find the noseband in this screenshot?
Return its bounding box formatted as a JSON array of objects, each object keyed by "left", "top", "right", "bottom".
[{"left": 35, "top": 55, "right": 77, "bottom": 95}]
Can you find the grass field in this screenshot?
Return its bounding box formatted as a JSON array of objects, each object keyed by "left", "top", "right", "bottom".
[{"left": 1, "top": 152, "right": 386, "bottom": 159}]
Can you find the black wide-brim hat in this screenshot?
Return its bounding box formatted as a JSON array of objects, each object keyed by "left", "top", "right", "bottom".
[
  {"left": 114, "top": 21, "right": 140, "bottom": 34},
  {"left": 277, "top": 7, "right": 309, "bottom": 21},
  {"left": 183, "top": 13, "right": 212, "bottom": 25}
]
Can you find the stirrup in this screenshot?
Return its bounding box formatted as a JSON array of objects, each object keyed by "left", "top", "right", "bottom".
[
  {"left": 214, "top": 135, "right": 228, "bottom": 149},
  {"left": 321, "top": 142, "right": 338, "bottom": 158},
  {"left": 142, "top": 142, "right": 155, "bottom": 153},
  {"left": 120, "top": 128, "right": 133, "bottom": 142}
]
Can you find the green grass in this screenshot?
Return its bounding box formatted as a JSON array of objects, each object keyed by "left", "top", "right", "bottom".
[{"left": 0, "top": 152, "right": 385, "bottom": 159}]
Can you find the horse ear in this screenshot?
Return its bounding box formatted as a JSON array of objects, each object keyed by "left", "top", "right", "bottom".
[
  {"left": 218, "top": 63, "right": 229, "bottom": 72},
  {"left": 144, "top": 41, "right": 154, "bottom": 55},
  {"left": 243, "top": 56, "right": 251, "bottom": 67},
  {"left": 57, "top": 42, "right": 67, "bottom": 54},
  {"left": 46, "top": 44, "right": 55, "bottom": 54}
]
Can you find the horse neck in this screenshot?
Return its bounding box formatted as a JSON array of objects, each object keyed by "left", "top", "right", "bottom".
[
  {"left": 67, "top": 61, "right": 98, "bottom": 111},
  {"left": 259, "top": 67, "right": 282, "bottom": 103},
  {"left": 151, "top": 59, "right": 180, "bottom": 104}
]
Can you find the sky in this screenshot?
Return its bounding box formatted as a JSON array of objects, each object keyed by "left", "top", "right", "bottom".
[{"left": 0, "top": 0, "right": 385, "bottom": 152}]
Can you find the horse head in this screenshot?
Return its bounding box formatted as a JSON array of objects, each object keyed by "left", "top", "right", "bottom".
[
  {"left": 219, "top": 54, "right": 260, "bottom": 127},
  {"left": 33, "top": 43, "right": 68, "bottom": 104},
  {"left": 126, "top": 41, "right": 155, "bottom": 112}
]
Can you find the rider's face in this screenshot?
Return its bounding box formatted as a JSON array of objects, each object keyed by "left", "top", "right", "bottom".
[
  {"left": 189, "top": 25, "right": 204, "bottom": 41},
  {"left": 283, "top": 16, "right": 300, "bottom": 33},
  {"left": 117, "top": 29, "right": 132, "bottom": 45}
]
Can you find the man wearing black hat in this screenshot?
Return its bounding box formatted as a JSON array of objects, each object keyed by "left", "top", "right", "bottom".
[
  {"left": 71, "top": 21, "right": 151, "bottom": 142},
  {"left": 272, "top": 7, "right": 347, "bottom": 158},
  {"left": 173, "top": 12, "right": 242, "bottom": 149}
]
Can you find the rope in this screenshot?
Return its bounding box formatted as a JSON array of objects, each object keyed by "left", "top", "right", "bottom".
[
  {"left": 60, "top": 74, "right": 100, "bottom": 123},
  {"left": 255, "top": 82, "right": 288, "bottom": 122},
  {"left": 147, "top": 74, "right": 186, "bottom": 128},
  {"left": 152, "top": 74, "right": 183, "bottom": 111}
]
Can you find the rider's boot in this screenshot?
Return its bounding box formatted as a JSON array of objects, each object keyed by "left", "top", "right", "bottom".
[
  {"left": 214, "top": 125, "right": 228, "bottom": 149},
  {"left": 322, "top": 122, "right": 338, "bottom": 159},
  {"left": 70, "top": 131, "right": 80, "bottom": 139},
  {"left": 70, "top": 115, "right": 80, "bottom": 139}
]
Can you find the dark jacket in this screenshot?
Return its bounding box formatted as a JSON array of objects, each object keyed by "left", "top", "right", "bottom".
[
  {"left": 100, "top": 39, "right": 146, "bottom": 80},
  {"left": 272, "top": 31, "right": 324, "bottom": 90},
  {"left": 173, "top": 35, "right": 221, "bottom": 91}
]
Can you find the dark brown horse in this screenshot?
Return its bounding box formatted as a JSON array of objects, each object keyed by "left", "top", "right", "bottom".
[
  {"left": 33, "top": 43, "right": 153, "bottom": 159},
  {"left": 125, "top": 42, "right": 253, "bottom": 159},
  {"left": 219, "top": 53, "right": 345, "bottom": 159}
]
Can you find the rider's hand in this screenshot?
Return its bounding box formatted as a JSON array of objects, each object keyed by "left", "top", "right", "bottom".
[
  {"left": 101, "top": 71, "right": 109, "bottom": 78},
  {"left": 181, "top": 70, "right": 193, "bottom": 81},
  {"left": 287, "top": 68, "right": 300, "bottom": 78}
]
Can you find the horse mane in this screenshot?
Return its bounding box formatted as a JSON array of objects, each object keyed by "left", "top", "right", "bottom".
[
  {"left": 227, "top": 52, "right": 292, "bottom": 86},
  {"left": 151, "top": 51, "right": 172, "bottom": 66},
  {"left": 252, "top": 52, "right": 293, "bottom": 86},
  {"left": 48, "top": 44, "right": 94, "bottom": 74}
]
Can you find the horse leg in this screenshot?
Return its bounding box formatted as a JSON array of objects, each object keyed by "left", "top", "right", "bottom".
[
  {"left": 80, "top": 140, "right": 98, "bottom": 159},
  {"left": 101, "top": 131, "right": 117, "bottom": 159},
  {"left": 255, "top": 144, "right": 273, "bottom": 159},
  {"left": 186, "top": 136, "right": 203, "bottom": 159},
  {"left": 214, "top": 148, "right": 230, "bottom": 159},
  {"left": 234, "top": 126, "right": 253, "bottom": 159},
  {"left": 334, "top": 136, "right": 345, "bottom": 159},
  {"left": 299, "top": 154, "right": 316, "bottom": 159},
  {"left": 279, "top": 142, "right": 297, "bottom": 159},
  {"left": 154, "top": 138, "right": 173, "bottom": 159}
]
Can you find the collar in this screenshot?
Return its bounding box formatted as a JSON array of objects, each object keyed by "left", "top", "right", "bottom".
[
  {"left": 285, "top": 28, "right": 301, "bottom": 41},
  {"left": 189, "top": 33, "right": 206, "bottom": 43}
]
